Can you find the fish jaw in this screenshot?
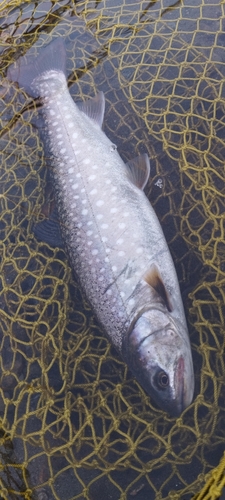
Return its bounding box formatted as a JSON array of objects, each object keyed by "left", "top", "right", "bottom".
[{"left": 123, "top": 309, "right": 194, "bottom": 416}]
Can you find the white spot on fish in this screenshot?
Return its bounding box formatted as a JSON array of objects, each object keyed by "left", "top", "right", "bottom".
[
  {"left": 106, "top": 289, "right": 112, "bottom": 295},
  {"left": 92, "top": 249, "right": 98, "bottom": 255},
  {"left": 68, "top": 167, "right": 74, "bottom": 173},
  {"left": 112, "top": 266, "right": 117, "bottom": 272},
  {"left": 87, "top": 241, "right": 93, "bottom": 246},
  {"left": 58, "top": 141, "right": 63, "bottom": 145},
  {"left": 136, "top": 247, "right": 143, "bottom": 254},
  {"left": 106, "top": 179, "right": 111, "bottom": 184},
  {"left": 60, "top": 148, "right": 66, "bottom": 154},
  {"left": 71, "top": 203, "right": 76, "bottom": 208},
  {"left": 102, "top": 236, "right": 108, "bottom": 242},
  {"left": 72, "top": 132, "right": 78, "bottom": 138},
  {"left": 82, "top": 200, "right": 87, "bottom": 204},
  {"left": 52, "top": 121, "right": 58, "bottom": 126},
  {"left": 50, "top": 109, "right": 55, "bottom": 116},
  {"left": 106, "top": 248, "right": 110, "bottom": 254},
  {"left": 124, "top": 212, "right": 129, "bottom": 217},
  {"left": 68, "top": 122, "right": 73, "bottom": 128},
  {"left": 88, "top": 174, "right": 96, "bottom": 181},
  {"left": 101, "top": 223, "right": 108, "bottom": 229},
  {"left": 72, "top": 184, "right": 78, "bottom": 190},
  {"left": 98, "top": 276, "right": 104, "bottom": 282},
  {"left": 96, "top": 200, "right": 104, "bottom": 207},
  {"left": 84, "top": 158, "right": 90, "bottom": 165},
  {"left": 116, "top": 238, "right": 123, "bottom": 245},
  {"left": 82, "top": 209, "right": 88, "bottom": 215},
  {"left": 105, "top": 257, "right": 109, "bottom": 262},
  {"left": 87, "top": 221, "right": 93, "bottom": 226},
  {"left": 110, "top": 208, "right": 117, "bottom": 213},
  {"left": 120, "top": 292, "right": 125, "bottom": 298},
  {"left": 81, "top": 138, "right": 87, "bottom": 143},
  {"left": 118, "top": 223, "right": 126, "bottom": 229},
  {"left": 92, "top": 165, "right": 98, "bottom": 170},
  {"left": 118, "top": 251, "right": 125, "bottom": 257},
  {"left": 57, "top": 134, "right": 63, "bottom": 138},
  {"left": 76, "top": 173, "right": 81, "bottom": 178},
  {"left": 87, "top": 230, "right": 93, "bottom": 236},
  {"left": 128, "top": 298, "right": 135, "bottom": 308},
  {"left": 90, "top": 189, "right": 97, "bottom": 195},
  {"left": 100, "top": 267, "right": 105, "bottom": 273},
  {"left": 96, "top": 214, "right": 103, "bottom": 220},
  {"left": 111, "top": 187, "right": 117, "bottom": 193}
]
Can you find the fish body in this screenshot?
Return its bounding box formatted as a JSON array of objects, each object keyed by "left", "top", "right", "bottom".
[{"left": 8, "top": 39, "right": 194, "bottom": 415}]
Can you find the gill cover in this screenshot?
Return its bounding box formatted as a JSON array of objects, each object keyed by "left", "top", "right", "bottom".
[{"left": 123, "top": 266, "right": 194, "bottom": 416}]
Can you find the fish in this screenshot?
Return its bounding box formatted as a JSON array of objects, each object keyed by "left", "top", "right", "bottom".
[{"left": 7, "top": 38, "right": 194, "bottom": 416}]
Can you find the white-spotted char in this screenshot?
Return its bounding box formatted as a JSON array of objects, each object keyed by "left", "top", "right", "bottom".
[{"left": 7, "top": 39, "right": 194, "bottom": 416}]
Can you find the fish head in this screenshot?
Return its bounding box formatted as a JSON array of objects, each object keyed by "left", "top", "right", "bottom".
[{"left": 123, "top": 308, "right": 194, "bottom": 416}]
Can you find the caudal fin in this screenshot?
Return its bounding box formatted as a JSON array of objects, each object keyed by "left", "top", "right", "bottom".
[{"left": 7, "top": 38, "right": 67, "bottom": 98}]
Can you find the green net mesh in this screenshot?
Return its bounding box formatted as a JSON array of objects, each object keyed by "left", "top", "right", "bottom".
[{"left": 0, "top": 0, "right": 225, "bottom": 499}]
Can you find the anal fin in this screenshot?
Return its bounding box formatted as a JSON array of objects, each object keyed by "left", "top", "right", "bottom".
[{"left": 76, "top": 92, "right": 105, "bottom": 128}]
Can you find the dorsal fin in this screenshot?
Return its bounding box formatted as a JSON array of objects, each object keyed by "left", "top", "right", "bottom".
[
  {"left": 126, "top": 153, "right": 150, "bottom": 190},
  {"left": 33, "top": 205, "right": 63, "bottom": 248},
  {"left": 143, "top": 265, "right": 173, "bottom": 312},
  {"left": 76, "top": 91, "right": 105, "bottom": 128}
]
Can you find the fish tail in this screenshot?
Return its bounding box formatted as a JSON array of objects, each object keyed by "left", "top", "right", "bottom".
[{"left": 7, "top": 38, "right": 67, "bottom": 98}]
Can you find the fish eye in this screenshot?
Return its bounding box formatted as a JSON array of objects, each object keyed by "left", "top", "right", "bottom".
[{"left": 155, "top": 370, "right": 169, "bottom": 389}]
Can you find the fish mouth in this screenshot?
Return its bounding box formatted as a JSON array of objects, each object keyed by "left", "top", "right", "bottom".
[{"left": 174, "top": 355, "right": 185, "bottom": 415}]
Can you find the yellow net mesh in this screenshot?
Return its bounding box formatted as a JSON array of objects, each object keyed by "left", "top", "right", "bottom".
[{"left": 0, "top": 0, "right": 225, "bottom": 498}]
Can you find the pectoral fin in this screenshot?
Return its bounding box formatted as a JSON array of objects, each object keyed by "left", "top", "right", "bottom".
[
  {"left": 126, "top": 153, "right": 150, "bottom": 190},
  {"left": 143, "top": 265, "right": 173, "bottom": 312}
]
